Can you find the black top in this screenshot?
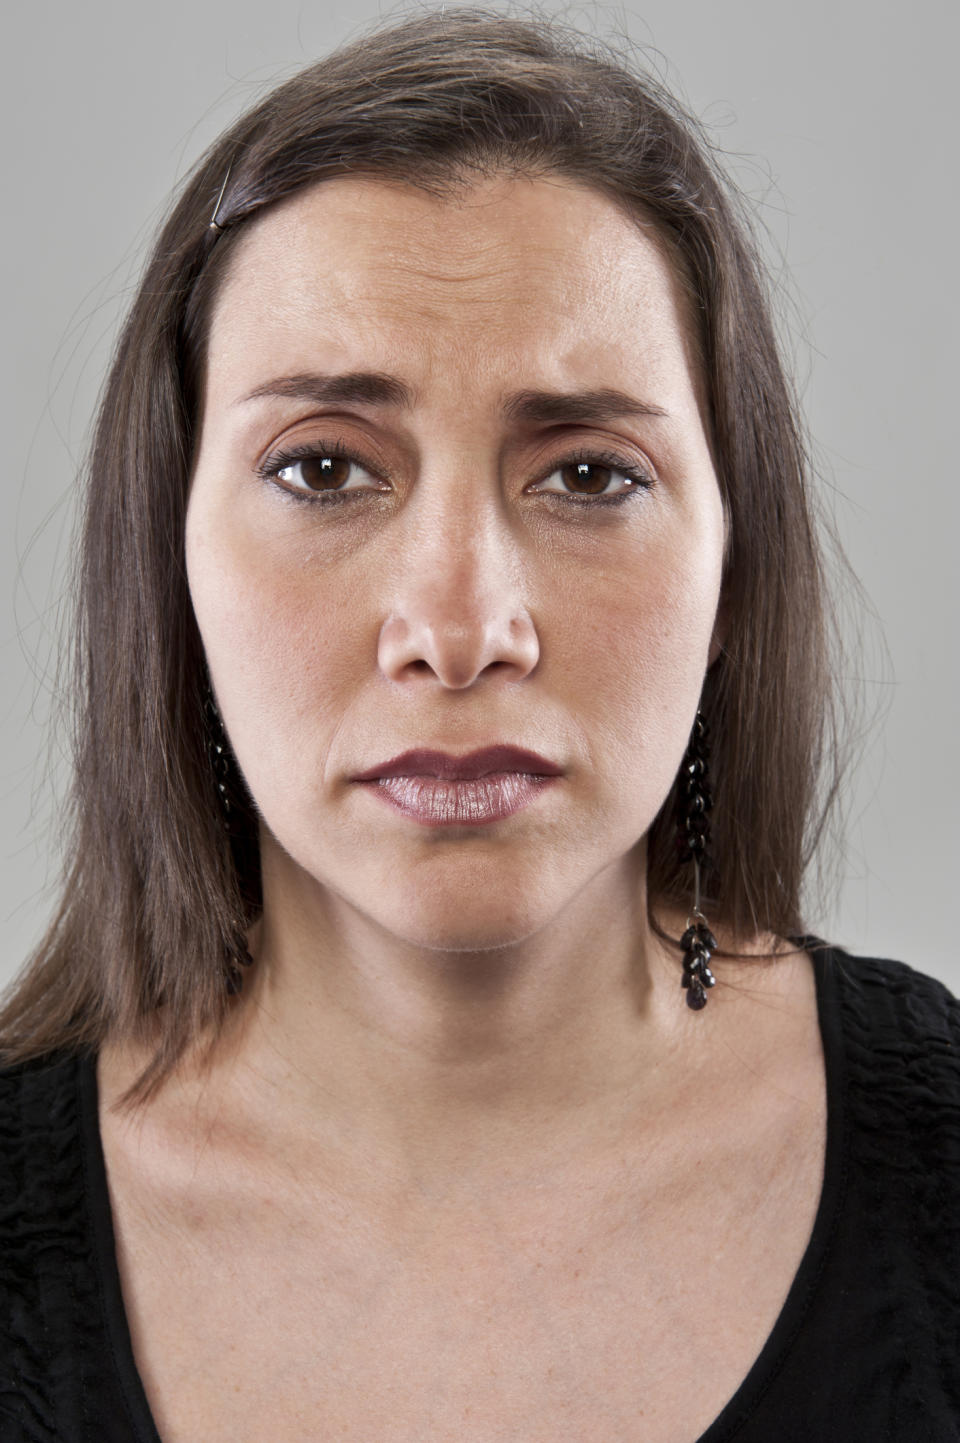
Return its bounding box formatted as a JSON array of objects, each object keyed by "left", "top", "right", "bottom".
[{"left": 1, "top": 944, "right": 958, "bottom": 1442}]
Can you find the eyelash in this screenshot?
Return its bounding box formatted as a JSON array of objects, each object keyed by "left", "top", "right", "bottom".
[{"left": 255, "top": 440, "right": 655, "bottom": 508}]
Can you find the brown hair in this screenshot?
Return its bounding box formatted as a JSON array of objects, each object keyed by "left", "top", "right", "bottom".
[{"left": 0, "top": 8, "right": 844, "bottom": 1100}]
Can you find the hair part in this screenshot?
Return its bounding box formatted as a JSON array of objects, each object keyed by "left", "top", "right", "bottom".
[{"left": 0, "top": 7, "right": 848, "bottom": 1105}]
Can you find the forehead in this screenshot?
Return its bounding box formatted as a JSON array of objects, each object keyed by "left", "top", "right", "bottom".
[{"left": 204, "top": 173, "right": 701, "bottom": 412}]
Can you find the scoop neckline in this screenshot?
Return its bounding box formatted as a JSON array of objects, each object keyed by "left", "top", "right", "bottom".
[{"left": 77, "top": 940, "right": 849, "bottom": 1443}]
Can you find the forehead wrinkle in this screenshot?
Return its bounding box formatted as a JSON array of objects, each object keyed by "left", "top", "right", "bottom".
[
  {"left": 330, "top": 263, "right": 628, "bottom": 339},
  {"left": 207, "top": 174, "right": 706, "bottom": 431},
  {"left": 392, "top": 264, "right": 520, "bottom": 289},
  {"left": 367, "top": 250, "right": 582, "bottom": 308},
  {"left": 221, "top": 183, "right": 672, "bottom": 339}
]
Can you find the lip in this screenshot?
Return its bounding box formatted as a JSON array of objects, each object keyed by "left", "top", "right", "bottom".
[
  {"left": 351, "top": 746, "right": 563, "bottom": 783},
  {"left": 357, "top": 772, "right": 560, "bottom": 827}
]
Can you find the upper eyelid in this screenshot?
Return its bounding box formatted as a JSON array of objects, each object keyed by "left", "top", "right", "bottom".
[
  {"left": 254, "top": 407, "right": 657, "bottom": 457},
  {"left": 257, "top": 439, "right": 384, "bottom": 482},
  {"left": 253, "top": 417, "right": 394, "bottom": 477}
]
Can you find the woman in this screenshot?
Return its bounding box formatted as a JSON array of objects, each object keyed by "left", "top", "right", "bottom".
[{"left": 1, "top": 10, "right": 956, "bottom": 1441}]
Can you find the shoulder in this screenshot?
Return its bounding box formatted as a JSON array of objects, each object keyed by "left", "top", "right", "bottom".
[
  {"left": 820, "top": 944, "right": 958, "bottom": 1105},
  {"left": 0, "top": 1050, "right": 94, "bottom": 1296},
  {"left": 0, "top": 1049, "right": 90, "bottom": 1233},
  {"left": 0, "top": 1049, "right": 87, "bottom": 1152},
  {"left": 824, "top": 949, "right": 960, "bottom": 1396},
  {"left": 0, "top": 1052, "right": 100, "bottom": 1436},
  {"left": 0, "top": 1046, "right": 85, "bottom": 1124},
  {"left": 820, "top": 943, "right": 959, "bottom": 1230},
  {"left": 0, "top": 1051, "right": 152, "bottom": 1440},
  {"left": 822, "top": 944, "right": 958, "bottom": 1057}
]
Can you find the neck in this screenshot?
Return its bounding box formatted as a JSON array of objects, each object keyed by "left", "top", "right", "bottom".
[{"left": 193, "top": 843, "right": 696, "bottom": 1201}]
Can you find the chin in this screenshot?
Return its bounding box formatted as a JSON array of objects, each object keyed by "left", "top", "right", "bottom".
[{"left": 375, "top": 888, "right": 556, "bottom": 955}]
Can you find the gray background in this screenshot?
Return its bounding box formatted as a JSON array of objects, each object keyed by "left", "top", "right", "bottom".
[{"left": 3, "top": 0, "right": 957, "bottom": 995}]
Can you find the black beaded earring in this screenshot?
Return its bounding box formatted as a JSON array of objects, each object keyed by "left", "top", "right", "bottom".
[
  {"left": 204, "top": 685, "right": 256, "bottom": 995},
  {"left": 676, "top": 709, "right": 717, "bottom": 1011}
]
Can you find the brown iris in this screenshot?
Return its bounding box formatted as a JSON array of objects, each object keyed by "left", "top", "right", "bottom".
[
  {"left": 294, "top": 455, "right": 352, "bottom": 491},
  {"left": 561, "top": 461, "right": 613, "bottom": 495}
]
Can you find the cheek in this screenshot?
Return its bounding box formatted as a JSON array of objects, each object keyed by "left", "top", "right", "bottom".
[
  {"left": 560, "top": 525, "right": 722, "bottom": 801},
  {"left": 185, "top": 499, "right": 362, "bottom": 785}
]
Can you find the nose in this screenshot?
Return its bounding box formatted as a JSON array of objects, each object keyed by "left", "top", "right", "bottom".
[{"left": 376, "top": 498, "right": 540, "bottom": 690}]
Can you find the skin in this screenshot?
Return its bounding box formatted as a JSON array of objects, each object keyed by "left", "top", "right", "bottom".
[
  {"left": 185, "top": 171, "right": 728, "bottom": 1155},
  {"left": 97, "top": 174, "right": 826, "bottom": 1441}
]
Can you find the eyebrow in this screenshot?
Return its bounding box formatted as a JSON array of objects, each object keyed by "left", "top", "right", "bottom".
[
  {"left": 236, "top": 371, "right": 669, "bottom": 423},
  {"left": 503, "top": 388, "right": 668, "bottom": 424},
  {"left": 238, "top": 371, "right": 412, "bottom": 409}
]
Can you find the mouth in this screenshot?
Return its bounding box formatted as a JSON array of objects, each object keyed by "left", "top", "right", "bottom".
[
  {"left": 350, "top": 745, "right": 563, "bottom": 784},
  {"left": 354, "top": 770, "right": 560, "bottom": 827}
]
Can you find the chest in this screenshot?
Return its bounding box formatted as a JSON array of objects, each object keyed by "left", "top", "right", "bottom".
[{"left": 108, "top": 1111, "right": 824, "bottom": 1443}]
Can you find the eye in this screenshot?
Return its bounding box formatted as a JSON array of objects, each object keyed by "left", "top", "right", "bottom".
[
  {"left": 257, "top": 444, "right": 389, "bottom": 501},
  {"left": 528, "top": 451, "right": 654, "bottom": 505},
  {"left": 256, "top": 442, "right": 653, "bottom": 507}
]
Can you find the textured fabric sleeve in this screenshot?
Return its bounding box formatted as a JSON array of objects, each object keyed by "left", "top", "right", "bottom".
[
  {"left": 0, "top": 1054, "right": 143, "bottom": 1443},
  {"left": 836, "top": 954, "right": 960, "bottom": 1427},
  {"left": 727, "top": 951, "right": 960, "bottom": 1443}
]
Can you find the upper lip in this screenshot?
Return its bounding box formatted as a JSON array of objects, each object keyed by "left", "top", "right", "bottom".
[{"left": 351, "top": 746, "right": 563, "bottom": 782}]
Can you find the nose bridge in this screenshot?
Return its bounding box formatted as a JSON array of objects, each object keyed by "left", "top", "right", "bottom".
[
  {"left": 419, "top": 476, "right": 513, "bottom": 589},
  {"left": 377, "top": 463, "right": 539, "bottom": 689}
]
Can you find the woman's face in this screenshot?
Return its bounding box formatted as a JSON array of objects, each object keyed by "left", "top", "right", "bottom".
[{"left": 186, "top": 174, "right": 725, "bottom": 952}]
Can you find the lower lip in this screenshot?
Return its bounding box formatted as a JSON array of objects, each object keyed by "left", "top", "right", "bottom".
[{"left": 356, "top": 772, "right": 559, "bottom": 826}]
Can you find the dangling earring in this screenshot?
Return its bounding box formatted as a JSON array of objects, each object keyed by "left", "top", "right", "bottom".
[
  {"left": 677, "top": 709, "right": 717, "bottom": 1011},
  {"left": 204, "top": 684, "right": 256, "bottom": 995}
]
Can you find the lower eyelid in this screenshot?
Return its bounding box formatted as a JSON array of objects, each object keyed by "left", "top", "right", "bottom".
[
  {"left": 542, "top": 489, "right": 644, "bottom": 508},
  {"left": 529, "top": 473, "right": 653, "bottom": 500},
  {"left": 261, "top": 456, "right": 387, "bottom": 496},
  {"left": 265, "top": 485, "right": 645, "bottom": 516}
]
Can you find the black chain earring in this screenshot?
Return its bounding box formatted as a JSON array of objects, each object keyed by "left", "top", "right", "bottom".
[
  {"left": 676, "top": 709, "right": 717, "bottom": 1011},
  {"left": 204, "top": 685, "right": 256, "bottom": 995}
]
